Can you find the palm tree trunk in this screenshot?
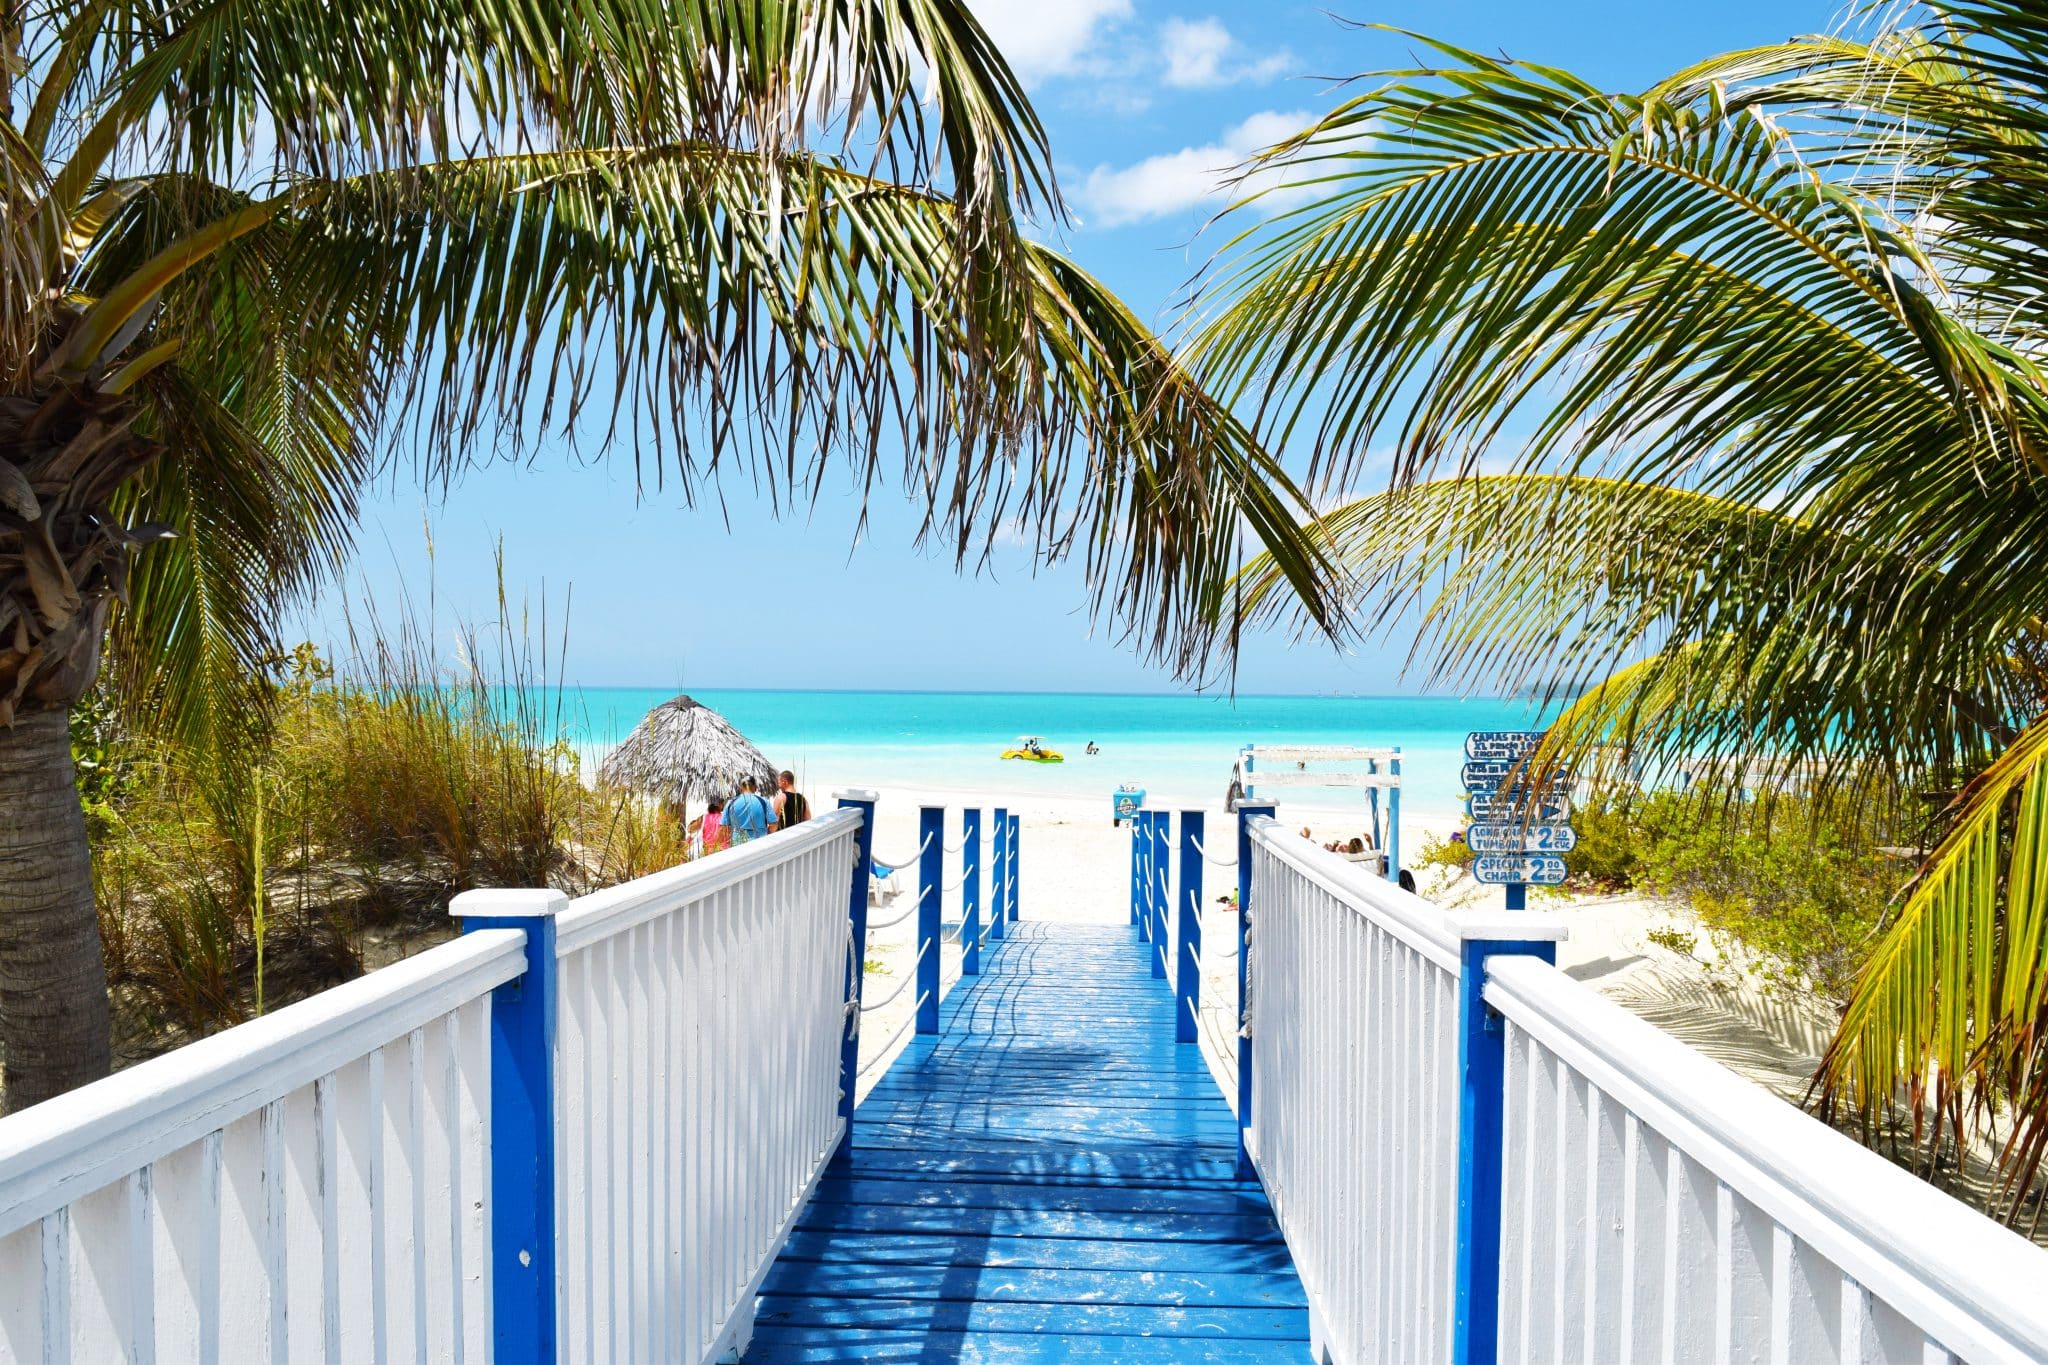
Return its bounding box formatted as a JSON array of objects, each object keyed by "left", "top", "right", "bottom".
[{"left": 0, "top": 707, "right": 110, "bottom": 1112}]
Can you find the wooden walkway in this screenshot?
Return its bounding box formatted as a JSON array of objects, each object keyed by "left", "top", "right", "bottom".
[{"left": 746, "top": 921, "right": 1309, "bottom": 1362}]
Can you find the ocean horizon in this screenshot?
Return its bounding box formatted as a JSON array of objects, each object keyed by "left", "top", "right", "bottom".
[{"left": 563, "top": 687, "right": 1551, "bottom": 818}]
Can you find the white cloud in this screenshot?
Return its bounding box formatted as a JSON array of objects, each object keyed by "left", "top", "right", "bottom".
[
  {"left": 1078, "top": 109, "right": 1318, "bottom": 227},
  {"left": 968, "top": 0, "right": 1132, "bottom": 80},
  {"left": 1160, "top": 17, "right": 1291, "bottom": 88}
]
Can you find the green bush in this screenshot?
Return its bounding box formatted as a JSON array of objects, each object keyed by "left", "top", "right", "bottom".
[
  {"left": 85, "top": 606, "right": 693, "bottom": 1054},
  {"left": 1562, "top": 786, "right": 1912, "bottom": 1001}
]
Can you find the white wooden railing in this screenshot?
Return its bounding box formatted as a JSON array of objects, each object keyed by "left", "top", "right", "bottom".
[
  {"left": 1486, "top": 957, "right": 2048, "bottom": 1365},
  {"left": 0, "top": 796, "right": 875, "bottom": 1365},
  {"left": 1242, "top": 819, "right": 1565, "bottom": 1364},
  {"left": 546, "top": 807, "right": 860, "bottom": 1365},
  {"left": 1225, "top": 810, "right": 2048, "bottom": 1365},
  {"left": 0, "top": 930, "right": 522, "bottom": 1363}
]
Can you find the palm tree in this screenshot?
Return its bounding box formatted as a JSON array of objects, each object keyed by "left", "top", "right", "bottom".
[
  {"left": 1196, "top": 2, "right": 2048, "bottom": 1217},
  {"left": 0, "top": 0, "right": 1332, "bottom": 1111}
]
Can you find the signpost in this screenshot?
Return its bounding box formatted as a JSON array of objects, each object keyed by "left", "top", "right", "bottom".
[
  {"left": 1472, "top": 853, "right": 1568, "bottom": 885},
  {"left": 1463, "top": 730, "right": 1576, "bottom": 909}
]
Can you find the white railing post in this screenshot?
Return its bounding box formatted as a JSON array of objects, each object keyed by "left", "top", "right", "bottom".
[
  {"left": 1451, "top": 913, "right": 1565, "bottom": 1365},
  {"left": 834, "top": 791, "right": 878, "bottom": 1163},
  {"left": 1234, "top": 802, "right": 1274, "bottom": 1180},
  {"left": 450, "top": 887, "right": 569, "bottom": 1365}
]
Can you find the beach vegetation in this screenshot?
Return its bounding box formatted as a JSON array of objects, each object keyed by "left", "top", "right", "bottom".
[
  {"left": 1206, "top": 0, "right": 2048, "bottom": 1217},
  {"left": 0, "top": 0, "right": 1335, "bottom": 1108},
  {"left": 87, "top": 597, "right": 688, "bottom": 1056}
]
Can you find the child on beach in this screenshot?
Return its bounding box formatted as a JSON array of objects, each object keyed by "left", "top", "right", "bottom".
[{"left": 698, "top": 797, "right": 728, "bottom": 853}]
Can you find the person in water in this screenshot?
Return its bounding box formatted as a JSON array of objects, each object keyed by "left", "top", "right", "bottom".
[{"left": 1085, "top": 741, "right": 1099, "bottom": 755}]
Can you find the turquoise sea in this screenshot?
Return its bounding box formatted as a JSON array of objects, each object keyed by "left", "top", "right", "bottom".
[{"left": 570, "top": 689, "right": 1548, "bottom": 818}]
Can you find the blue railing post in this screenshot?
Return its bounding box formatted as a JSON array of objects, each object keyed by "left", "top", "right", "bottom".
[
  {"left": 1388, "top": 748, "right": 1404, "bottom": 885},
  {"left": 1129, "top": 818, "right": 1143, "bottom": 929},
  {"left": 917, "top": 806, "right": 943, "bottom": 1035},
  {"left": 1452, "top": 915, "right": 1563, "bottom": 1365},
  {"left": 962, "top": 807, "right": 983, "bottom": 977},
  {"left": 990, "top": 807, "right": 1009, "bottom": 943},
  {"left": 834, "top": 790, "right": 878, "bottom": 1162},
  {"left": 1008, "top": 813, "right": 1021, "bottom": 922},
  {"left": 1150, "top": 811, "right": 1171, "bottom": 979},
  {"left": 1135, "top": 813, "right": 1153, "bottom": 942},
  {"left": 451, "top": 887, "right": 567, "bottom": 1365},
  {"left": 1235, "top": 803, "right": 1273, "bottom": 1181},
  {"left": 1176, "top": 811, "right": 1203, "bottom": 1043}
]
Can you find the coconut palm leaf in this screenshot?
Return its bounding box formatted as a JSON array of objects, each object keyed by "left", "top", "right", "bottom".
[
  {"left": 1232, "top": 474, "right": 2043, "bottom": 789},
  {"left": 1196, "top": 4, "right": 2048, "bottom": 1213}
]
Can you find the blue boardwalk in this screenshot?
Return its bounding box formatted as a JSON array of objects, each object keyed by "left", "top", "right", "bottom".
[{"left": 748, "top": 922, "right": 1310, "bottom": 1362}]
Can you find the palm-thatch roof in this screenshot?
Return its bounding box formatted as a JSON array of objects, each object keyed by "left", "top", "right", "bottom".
[{"left": 596, "top": 694, "right": 776, "bottom": 805}]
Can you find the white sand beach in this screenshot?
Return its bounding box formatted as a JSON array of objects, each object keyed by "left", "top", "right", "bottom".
[{"left": 837, "top": 782, "right": 1836, "bottom": 1108}]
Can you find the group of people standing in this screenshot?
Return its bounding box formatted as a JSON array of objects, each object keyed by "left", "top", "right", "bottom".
[{"left": 695, "top": 770, "right": 809, "bottom": 853}]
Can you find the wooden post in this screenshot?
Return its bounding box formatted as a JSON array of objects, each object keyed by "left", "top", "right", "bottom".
[
  {"left": 1007, "top": 813, "right": 1021, "bottom": 922},
  {"left": 962, "top": 808, "right": 983, "bottom": 976},
  {"left": 1235, "top": 803, "right": 1274, "bottom": 1180},
  {"left": 917, "top": 806, "right": 943, "bottom": 1035},
  {"left": 451, "top": 888, "right": 567, "bottom": 1365},
  {"left": 833, "top": 790, "right": 878, "bottom": 1162},
  {"left": 990, "top": 807, "right": 1009, "bottom": 943},
  {"left": 1388, "top": 748, "right": 1404, "bottom": 885},
  {"left": 1135, "top": 813, "right": 1153, "bottom": 942},
  {"left": 1130, "top": 816, "right": 1143, "bottom": 929},
  {"left": 1150, "top": 811, "right": 1171, "bottom": 979},
  {"left": 1176, "top": 811, "right": 1202, "bottom": 1043},
  {"left": 1453, "top": 922, "right": 1557, "bottom": 1365}
]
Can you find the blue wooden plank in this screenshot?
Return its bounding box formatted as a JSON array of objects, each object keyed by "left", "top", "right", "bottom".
[
  {"left": 773, "top": 1230, "right": 1299, "bottom": 1274},
  {"left": 758, "top": 1262, "right": 1309, "bottom": 1308},
  {"left": 745, "top": 1325, "right": 1309, "bottom": 1362},
  {"left": 754, "top": 1294, "right": 1307, "bottom": 1338},
  {"left": 741, "top": 920, "right": 1306, "bottom": 1362}
]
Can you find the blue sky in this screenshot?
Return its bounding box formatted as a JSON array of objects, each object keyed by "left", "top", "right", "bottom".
[{"left": 299, "top": 0, "right": 1830, "bottom": 696}]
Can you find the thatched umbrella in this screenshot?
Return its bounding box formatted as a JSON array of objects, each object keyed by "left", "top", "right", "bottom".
[{"left": 596, "top": 694, "right": 777, "bottom": 809}]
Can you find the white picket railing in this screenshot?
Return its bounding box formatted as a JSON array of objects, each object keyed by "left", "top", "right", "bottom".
[
  {"left": 1244, "top": 820, "right": 1564, "bottom": 1364},
  {"left": 0, "top": 929, "right": 523, "bottom": 1364},
  {"left": 547, "top": 807, "right": 860, "bottom": 1365},
  {"left": 1231, "top": 813, "right": 2048, "bottom": 1365},
  {"left": 1485, "top": 957, "right": 2048, "bottom": 1365}
]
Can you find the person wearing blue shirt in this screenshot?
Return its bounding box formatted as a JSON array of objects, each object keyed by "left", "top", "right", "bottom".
[{"left": 724, "top": 776, "right": 774, "bottom": 844}]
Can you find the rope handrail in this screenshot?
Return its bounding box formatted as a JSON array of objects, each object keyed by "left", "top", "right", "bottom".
[
  {"left": 941, "top": 923, "right": 964, "bottom": 944},
  {"left": 1191, "top": 836, "right": 1239, "bottom": 868},
  {"left": 866, "top": 898, "right": 922, "bottom": 931},
  {"left": 870, "top": 832, "right": 935, "bottom": 869},
  {"left": 944, "top": 836, "right": 968, "bottom": 854},
  {"left": 859, "top": 940, "right": 933, "bottom": 1013},
  {"left": 856, "top": 996, "right": 929, "bottom": 1077},
  {"left": 977, "top": 914, "right": 998, "bottom": 947},
  {"left": 1184, "top": 943, "right": 1202, "bottom": 976},
  {"left": 941, "top": 867, "right": 972, "bottom": 892}
]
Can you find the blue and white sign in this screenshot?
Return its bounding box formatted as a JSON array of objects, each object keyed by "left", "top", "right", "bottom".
[
  {"left": 1466, "top": 823, "right": 1578, "bottom": 854},
  {"left": 1473, "top": 853, "right": 1569, "bottom": 885},
  {"left": 1464, "top": 730, "right": 1545, "bottom": 762},
  {"left": 1466, "top": 790, "right": 1571, "bottom": 824},
  {"left": 1461, "top": 758, "right": 1572, "bottom": 791},
  {"left": 1113, "top": 786, "right": 1146, "bottom": 823}
]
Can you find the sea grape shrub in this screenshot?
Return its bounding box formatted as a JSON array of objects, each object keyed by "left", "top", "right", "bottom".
[{"left": 1567, "top": 787, "right": 1911, "bottom": 1003}]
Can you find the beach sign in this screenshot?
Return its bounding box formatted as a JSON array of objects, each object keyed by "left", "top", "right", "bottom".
[
  {"left": 1466, "top": 822, "right": 1577, "bottom": 854},
  {"left": 1464, "top": 730, "right": 1544, "bottom": 762},
  {"left": 1473, "top": 853, "right": 1569, "bottom": 885},
  {"left": 1113, "top": 785, "right": 1146, "bottom": 824},
  {"left": 1460, "top": 758, "right": 1572, "bottom": 790},
  {"left": 1465, "top": 728, "right": 1576, "bottom": 903},
  {"left": 1465, "top": 789, "right": 1571, "bottom": 824}
]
